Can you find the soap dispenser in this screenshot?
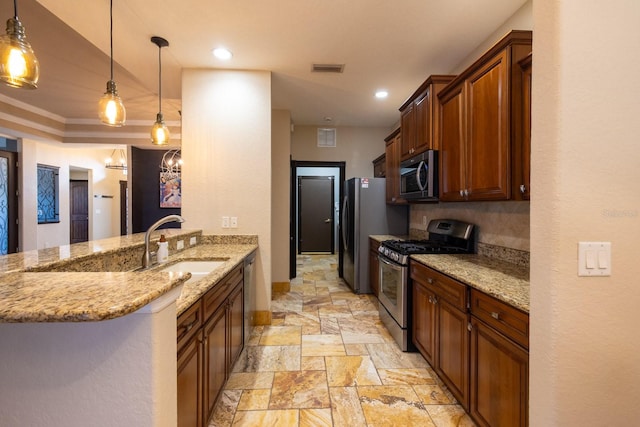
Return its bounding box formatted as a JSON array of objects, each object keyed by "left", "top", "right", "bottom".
[{"left": 157, "top": 234, "right": 169, "bottom": 263}]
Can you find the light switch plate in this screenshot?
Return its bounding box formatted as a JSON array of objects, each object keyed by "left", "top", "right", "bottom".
[
  {"left": 222, "top": 216, "right": 230, "bottom": 228},
  {"left": 190, "top": 237, "right": 197, "bottom": 246},
  {"left": 177, "top": 240, "right": 184, "bottom": 250},
  {"left": 578, "top": 242, "right": 611, "bottom": 276}
]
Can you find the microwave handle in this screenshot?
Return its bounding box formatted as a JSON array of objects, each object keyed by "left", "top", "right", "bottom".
[{"left": 416, "top": 160, "right": 427, "bottom": 191}]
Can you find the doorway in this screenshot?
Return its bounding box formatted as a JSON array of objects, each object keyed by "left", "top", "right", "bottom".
[
  {"left": 69, "top": 180, "right": 89, "bottom": 244},
  {"left": 0, "top": 149, "right": 19, "bottom": 254},
  {"left": 290, "top": 160, "right": 345, "bottom": 279},
  {"left": 298, "top": 176, "right": 334, "bottom": 253}
]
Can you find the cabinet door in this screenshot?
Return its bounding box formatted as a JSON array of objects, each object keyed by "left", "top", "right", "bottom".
[
  {"left": 177, "top": 331, "right": 203, "bottom": 427},
  {"left": 470, "top": 317, "right": 529, "bottom": 427},
  {"left": 204, "top": 304, "right": 227, "bottom": 422},
  {"left": 412, "top": 280, "right": 437, "bottom": 366},
  {"left": 466, "top": 49, "right": 510, "bottom": 200},
  {"left": 369, "top": 249, "right": 380, "bottom": 297},
  {"left": 228, "top": 283, "right": 244, "bottom": 370},
  {"left": 414, "top": 89, "right": 431, "bottom": 154},
  {"left": 436, "top": 298, "right": 470, "bottom": 410},
  {"left": 400, "top": 104, "right": 416, "bottom": 159},
  {"left": 439, "top": 85, "right": 466, "bottom": 201},
  {"left": 385, "top": 133, "right": 406, "bottom": 204},
  {"left": 518, "top": 56, "right": 532, "bottom": 200}
]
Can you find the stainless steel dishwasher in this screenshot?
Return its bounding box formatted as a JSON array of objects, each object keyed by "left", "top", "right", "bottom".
[{"left": 243, "top": 251, "right": 256, "bottom": 347}]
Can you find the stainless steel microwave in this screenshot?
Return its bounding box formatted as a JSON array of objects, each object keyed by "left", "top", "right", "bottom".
[{"left": 400, "top": 150, "right": 438, "bottom": 201}]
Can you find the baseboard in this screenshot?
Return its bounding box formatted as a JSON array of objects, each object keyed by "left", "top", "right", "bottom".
[
  {"left": 272, "top": 281, "right": 290, "bottom": 293},
  {"left": 254, "top": 310, "right": 272, "bottom": 326}
]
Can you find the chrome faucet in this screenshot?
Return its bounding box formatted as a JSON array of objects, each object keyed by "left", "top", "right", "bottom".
[{"left": 142, "top": 214, "right": 186, "bottom": 268}]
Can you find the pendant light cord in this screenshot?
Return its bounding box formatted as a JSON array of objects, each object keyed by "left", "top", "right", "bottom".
[
  {"left": 109, "top": 0, "right": 114, "bottom": 81},
  {"left": 13, "top": 0, "right": 18, "bottom": 19},
  {"left": 158, "top": 43, "right": 162, "bottom": 114}
]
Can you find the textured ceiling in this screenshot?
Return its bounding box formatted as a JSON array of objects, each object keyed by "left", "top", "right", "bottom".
[{"left": 0, "top": 0, "right": 527, "bottom": 129}]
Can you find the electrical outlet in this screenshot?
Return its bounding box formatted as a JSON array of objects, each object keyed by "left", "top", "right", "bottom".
[
  {"left": 190, "top": 236, "right": 197, "bottom": 246},
  {"left": 177, "top": 240, "right": 184, "bottom": 250},
  {"left": 230, "top": 217, "right": 238, "bottom": 228},
  {"left": 222, "top": 216, "right": 230, "bottom": 228},
  {"left": 422, "top": 216, "right": 427, "bottom": 228}
]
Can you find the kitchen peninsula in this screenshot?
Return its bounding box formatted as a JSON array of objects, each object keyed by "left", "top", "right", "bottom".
[{"left": 0, "top": 230, "right": 258, "bottom": 427}]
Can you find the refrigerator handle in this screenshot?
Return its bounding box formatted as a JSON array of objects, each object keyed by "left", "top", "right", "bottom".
[{"left": 341, "top": 196, "right": 349, "bottom": 251}]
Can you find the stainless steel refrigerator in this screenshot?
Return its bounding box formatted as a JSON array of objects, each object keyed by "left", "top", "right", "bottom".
[{"left": 340, "top": 177, "right": 408, "bottom": 294}]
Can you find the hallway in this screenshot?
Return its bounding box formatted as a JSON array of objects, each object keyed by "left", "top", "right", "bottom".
[{"left": 209, "top": 254, "right": 476, "bottom": 426}]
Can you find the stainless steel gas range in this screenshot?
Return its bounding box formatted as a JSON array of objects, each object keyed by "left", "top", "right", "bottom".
[{"left": 377, "top": 219, "right": 476, "bottom": 351}]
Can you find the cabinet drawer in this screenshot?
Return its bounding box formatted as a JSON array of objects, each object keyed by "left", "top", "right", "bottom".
[
  {"left": 470, "top": 289, "right": 529, "bottom": 349},
  {"left": 177, "top": 301, "right": 203, "bottom": 352},
  {"left": 410, "top": 261, "right": 467, "bottom": 311},
  {"left": 203, "top": 264, "right": 243, "bottom": 320}
]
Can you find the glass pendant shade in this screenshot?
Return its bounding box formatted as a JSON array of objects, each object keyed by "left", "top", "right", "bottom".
[
  {"left": 151, "top": 113, "right": 170, "bottom": 145},
  {"left": 98, "top": 80, "right": 126, "bottom": 126},
  {"left": 0, "top": 17, "right": 39, "bottom": 89}
]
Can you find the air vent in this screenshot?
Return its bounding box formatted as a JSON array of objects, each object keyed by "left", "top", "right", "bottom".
[
  {"left": 312, "top": 63, "right": 345, "bottom": 73},
  {"left": 318, "top": 128, "right": 336, "bottom": 147}
]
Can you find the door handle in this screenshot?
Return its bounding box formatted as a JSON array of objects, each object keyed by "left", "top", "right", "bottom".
[{"left": 324, "top": 218, "right": 331, "bottom": 223}]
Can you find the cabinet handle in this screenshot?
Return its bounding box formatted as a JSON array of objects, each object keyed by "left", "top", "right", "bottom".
[
  {"left": 428, "top": 296, "right": 433, "bottom": 304},
  {"left": 520, "top": 184, "right": 526, "bottom": 194},
  {"left": 467, "top": 323, "right": 472, "bottom": 332},
  {"left": 180, "top": 320, "right": 197, "bottom": 335},
  {"left": 464, "top": 189, "right": 469, "bottom": 197},
  {"left": 427, "top": 277, "right": 434, "bottom": 284},
  {"left": 459, "top": 190, "right": 464, "bottom": 197},
  {"left": 491, "top": 311, "right": 501, "bottom": 320},
  {"left": 432, "top": 296, "right": 438, "bottom": 305}
]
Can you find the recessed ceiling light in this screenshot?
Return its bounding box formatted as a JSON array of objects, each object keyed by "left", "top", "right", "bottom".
[
  {"left": 375, "top": 90, "right": 388, "bottom": 99},
  {"left": 212, "top": 47, "right": 233, "bottom": 60}
]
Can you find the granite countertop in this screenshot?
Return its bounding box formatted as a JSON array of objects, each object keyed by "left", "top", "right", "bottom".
[
  {"left": 370, "top": 234, "right": 529, "bottom": 313},
  {"left": 411, "top": 253, "right": 529, "bottom": 313},
  {"left": 0, "top": 232, "right": 258, "bottom": 323}
]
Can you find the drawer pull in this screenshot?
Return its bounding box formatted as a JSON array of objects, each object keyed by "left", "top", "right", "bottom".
[
  {"left": 491, "top": 311, "right": 501, "bottom": 320},
  {"left": 179, "top": 319, "right": 198, "bottom": 336},
  {"left": 427, "top": 277, "right": 434, "bottom": 284}
]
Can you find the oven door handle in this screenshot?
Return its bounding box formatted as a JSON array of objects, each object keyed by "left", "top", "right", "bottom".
[{"left": 378, "top": 255, "right": 403, "bottom": 271}]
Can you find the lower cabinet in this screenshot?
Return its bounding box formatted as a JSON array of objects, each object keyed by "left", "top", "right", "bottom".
[
  {"left": 410, "top": 262, "right": 469, "bottom": 409},
  {"left": 177, "top": 264, "right": 245, "bottom": 427},
  {"left": 411, "top": 261, "right": 530, "bottom": 427}
]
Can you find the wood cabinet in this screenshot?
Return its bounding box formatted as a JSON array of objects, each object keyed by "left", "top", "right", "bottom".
[
  {"left": 177, "top": 301, "right": 204, "bottom": 427},
  {"left": 515, "top": 53, "right": 532, "bottom": 200},
  {"left": 384, "top": 129, "right": 406, "bottom": 205},
  {"left": 372, "top": 153, "right": 386, "bottom": 178},
  {"left": 410, "top": 261, "right": 469, "bottom": 409},
  {"left": 177, "top": 263, "right": 245, "bottom": 427},
  {"left": 470, "top": 290, "right": 529, "bottom": 427},
  {"left": 399, "top": 75, "right": 456, "bottom": 160},
  {"left": 368, "top": 238, "right": 380, "bottom": 297},
  {"left": 438, "top": 30, "right": 532, "bottom": 202}
]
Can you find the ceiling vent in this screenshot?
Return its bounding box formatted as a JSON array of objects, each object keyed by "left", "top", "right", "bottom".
[
  {"left": 312, "top": 63, "right": 345, "bottom": 73},
  {"left": 318, "top": 128, "right": 336, "bottom": 147}
]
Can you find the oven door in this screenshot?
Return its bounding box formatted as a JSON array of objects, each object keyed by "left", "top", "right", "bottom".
[{"left": 377, "top": 254, "right": 407, "bottom": 327}]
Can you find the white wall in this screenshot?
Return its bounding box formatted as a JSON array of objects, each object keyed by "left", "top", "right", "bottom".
[
  {"left": 20, "top": 139, "right": 124, "bottom": 251},
  {"left": 271, "top": 110, "right": 291, "bottom": 283},
  {"left": 531, "top": 0, "right": 640, "bottom": 425},
  {"left": 291, "top": 125, "right": 388, "bottom": 179},
  {"left": 181, "top": 69, "right": 272, "bottom": 314}
]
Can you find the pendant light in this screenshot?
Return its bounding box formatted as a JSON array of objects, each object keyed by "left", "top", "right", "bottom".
[
  {"left": 0, "top": 0, "right": 39, "bottom": 89},
  {"left": 98, "top": 0, "right": 125, "bottom": 126},
  {"left": 150, "top": 36, "right": 169, "bottom": 145}
]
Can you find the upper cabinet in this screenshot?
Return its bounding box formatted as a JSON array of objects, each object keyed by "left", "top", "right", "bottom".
[
  {"left": 384, "top": 128, "right": 406, "bottom": 205},
  {"left": 438, "top": 30, "right": 532, "bottom": 202},
  {"left": 516, "top": 53, "right": 532, "bottom": 200},
  {"left": 372, "top": 153, "right": 386, "bottom": 178},
  {"left": 399, "top": 75, "right": 456, "bottom": 160}
]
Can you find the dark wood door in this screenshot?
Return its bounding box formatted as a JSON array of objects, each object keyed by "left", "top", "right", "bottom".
[
  {"left": 228, "top": 283, "right": 244, "bottom": 370},
  {"left": 0, "top": 150, "right": 18, "bottom": 254},
  {"left": 518, "top": 54, "right": 532, "bottom": 200},
  {"left": 470, "top": 317, "right": 529, "bottom": 427},
  {"left": 69, "top": 180, "right": 88, "bottom": 244},
  {"left": 204, "top": 304, "right": 227, "bottom": 423},
  {"left": 400, "top": 103, "right": 415, "bottom": 159},
  {"left": 414, "top": 89, "right": 431, "bottom": 153},
  {"left": 177, "top": 331, "right": 203, "bottom": 427},
  {"left": 412, "top": 280, "right": 437, "bottom": 366},
  {"left": 439, "top": 85, "right": 466, "bottom": 201},
  {"left": 436, "top": 298, "right": 470, "bottom": 410},
  {"left": 466, "top": 49, "right": 510, "bottom": 200},
  {"left": 298, "top": 176, "right": 334, "bottom": 253}
]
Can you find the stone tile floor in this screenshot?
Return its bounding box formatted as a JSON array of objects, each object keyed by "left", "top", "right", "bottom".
[{"left": 209, "top": 254, "right": 477, "bottom": 426}]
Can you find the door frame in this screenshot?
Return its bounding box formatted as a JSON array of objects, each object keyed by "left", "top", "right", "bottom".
[
  {"left": 289, "top": 160, "right": 345, "bottom": 279},
  {"left": 0, "top": 149, "right": 19, "bottom": 253}
]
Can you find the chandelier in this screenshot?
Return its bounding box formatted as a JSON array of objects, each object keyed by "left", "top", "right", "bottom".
[{"left": 160, "top": 149, "right": 182, "bottom": 177}]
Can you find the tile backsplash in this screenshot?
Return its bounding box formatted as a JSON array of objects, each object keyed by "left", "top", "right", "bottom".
[{"left": 410, "top": 201, "right": 530, "bottom": 252}]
